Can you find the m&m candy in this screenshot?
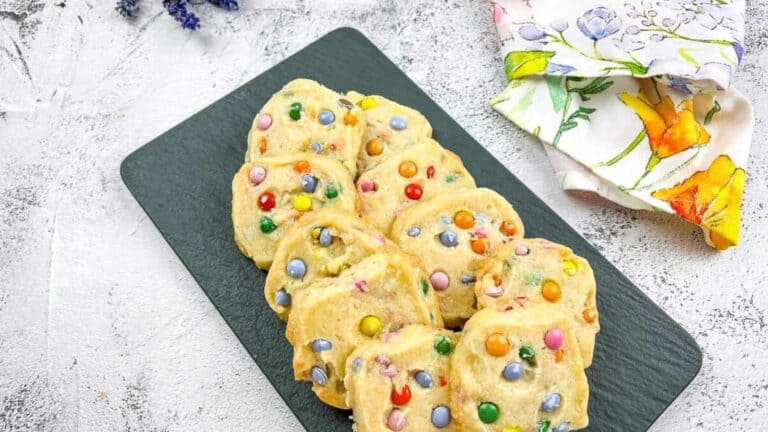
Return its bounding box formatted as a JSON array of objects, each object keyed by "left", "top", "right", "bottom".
[
  {"left": 275, "top": 289, "right": 291, "bottom": 307},
  {"left": 390, "top": 116, "right": 407, "bottom": 130},
  {"left": 503, "top": 362, "right": 524, "bottom": 381},
  {"left": 431, "top": 406, "right": 451, "bottom": 428},
  {"left": 258, "top": 192, "right": 276, "bottom": 211},
  {"left": 485, "top": 333, "right": 510, "bottom": 356},
  {"left": 407, "top": 226, "right": 421, "bottom": 237},
  {"left": 386, "top": 408, "right": 407, "bottom": 431},
  {"left": 360, "top": 315, "right": 382, "bottom": 336},
  {"left": 415, "top": 371, "right": 434, "bottom": 388},
  {"left": 430, "top": 271, "right": 450, "bottom": 291},
  {"left": 398, "top": 160, "right": 417, "bottom": 178},
  {"left": 289, "top": 102, "right": 302, "bottom": 121},
  {"left": 514, "top": 245, "right": 529, "bottom": 256},
  {"left": 260, "top": 216, "right": 277, "bottom": 233},
  {"left": 325, "top": 185, "right": 338, "bottom": 199},
  {"left": 256, "top": 113, "right": 272, "bottom": 130},
  {"left": 500, "top": 221, "right": 518, "bottom": 236},
  {"left": 519, "top": 344, "right": 536, "bottom": 364},
  {"left": 544, "top": 328, "right": 564, "bottom": 350},
  {"left": 360, "top": 96, "right": 377, "bottom": 110},
  {"left": 311, "top": 366, "right": 328, "bottom": 386},
  {"left": 318, "top": 228, "right": 333, "bottom": 247},
  {"left": 434, "top": 335, "right": 452, "bottom": 355},
  {"left": 454, "top": 210, "right": 474, "bottom": 229},
  {"left": 301, "top": 174, "right": 318, "bottom": 193},
  {"left": 293, "top": 195, "right": 312, "bottom": 212},
  {"left": 583, "top": 307, "right": 598, "bottom": 323},
  {"left": 311, "top": 339, "right": 332, "bottom": 352},
  {"left": 360, "top": 180, "right": 376, "bottom": 193},
  {"left": 470, "top": 239, "right": 486, "bottom": 255},
  {"left": 541, "top": 393, "right": 561, "bottom": 412},
  {"left": 404, "top": 183, "right": 422, "bottom": 200},
  {"left": 318, "top": 110, "right": 335, "bottom": 125},
  {"left": 390, "top": 385, "right": 411, "bottom": 405},
  {"left": 249, "top": 165, "right": 267, "bottom": 185},
  {"left": 287, "top": 258, "right": 306, "bottom": 279},
  {"left": 439, "top": 231, "right": 458, "bottom": 247},
  {"left": 541, "top": 280, "right": 561, "bottom": 302},
  {"left": 478, "top": 402, "right": 499, "bottom": 424}
]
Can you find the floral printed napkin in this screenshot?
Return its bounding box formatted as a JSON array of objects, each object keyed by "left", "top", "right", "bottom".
[{"left": 491, "top": 0, "right": 753, "bottom": 249}]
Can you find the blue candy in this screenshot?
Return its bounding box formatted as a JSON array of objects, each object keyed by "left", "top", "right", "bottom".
[
  {"left": 318, "top": 110, "right": 335, "bottom": 125},
  {"left": 461, "top": 274, "right": 476, "bottom": 284},
  {"left": 431, "top": 405, "right": 451, "bottom": 428},
  {"left": 541, "top": 393, "right": 561, "bottom": 412},
  {"left": 318, "top": 228, "right": 333, "bottom": 247},
  {"left": 390, "top": 116, "right": 407, "bottom": 130},
  {"left": 553, "top": 422, "right": 570, "bottom": 432},
  {"left": 439, "top": 231, "right": 458, "bottom": 247},
  {"left": 287, "top": 258, "right": 307, "bottom": 279},
  {"left": 275, "top": 289, "right": 291, "bottom": 307},
  {"left": 310, "top": 141, "right": 322, "bottom": 153},
  {"left": 414, "top": 370, "right": 434, "bottom": 388},
  {"left": 301, "top": 174, "right": 318, "bottom": 193},
  {"left": 311, "top": 339, "right": 332, "bottom": 352},
  {"left": 407, "top": 226, "right": 421, "bottom": 237},
  {"left": 311, "top": 366, "right": 328, "bottom": 386},
  {"left": 502, "top": 362, "right": 524, "bottom": 381},
  {"left": 351, "top": 357, "right": 362, "bottom": 371}
]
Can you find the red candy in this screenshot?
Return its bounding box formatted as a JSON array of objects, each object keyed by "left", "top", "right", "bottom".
[
  {"left": 258, "top": 192, "right": 276, "bottom": 211},
  {"left": 404, "top": 183, "right": 423, "bottom": 200},
  {"left": 391, "top": 384, "right": 411, "bottom": 405},
  {"left": 426, "top": 166, "right": 435, "bottom": 179}
]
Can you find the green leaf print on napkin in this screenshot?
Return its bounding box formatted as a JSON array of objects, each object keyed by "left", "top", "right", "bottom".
[{"left": 504, "top": 51, "right": 555, "bottom": 79}]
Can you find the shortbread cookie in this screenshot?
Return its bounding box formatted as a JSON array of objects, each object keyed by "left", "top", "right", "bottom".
[
  {"left": 390, "top": 188, "right": 525, "bottom": 327},
  {"left": 449, "top": 307, "right": 589, "bottom": 432},
  {"left": 246, "top": 79, "right": 366, "bottom": 176},
  {"left": 475, "top": 238, "right": 599, "bottom": 367},
  {"left": 346, "top": 91, "right": 432, "bottom": 173},
  {"left": 287, "top": 252, "right": 444, "bottom": 409},
  {"left": 265, "top": 208, "right": 394, "bottom": 320},
  {"left": 232, "top": 153, "right": 358, "bottom": 269},
  {"left": 357, "top": 139, "right": 476, "bottom": 235},
  {"left": 345, "top": 325, "right": 459, "bottom": 432}
]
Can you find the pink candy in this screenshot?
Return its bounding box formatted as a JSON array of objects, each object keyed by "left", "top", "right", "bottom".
[
  {"left": 429, "top": 271, "right": 450, "bottom": 291},
  {"left": 380, "top": 364, "right": 398, "bottom": 378},
  {"left": 514, "top": 245, "right": 529, "bottom": 256},
  {"left": 354, "top": 280, "right": 368, "bottom": 293},
  {"left": 485, "top": 287, "right": 503, "bottom": 298},
  {"left": 249, "top": 165, "right": 267, "bottom": 186},
  {"left": 256, "top": 113, "right": 272, "bottom": 130},
  {"left": 474, "top": 226, "right": 488, "bottom": 238},
  {"left": 386, "top": 408, "right": 407, "bottom": 431},
  {"left": 360, "top": 180, "right": 375, "bottom": 193},
  {"left": 544, "top": 328, "right": 564, "bottom": 350}
]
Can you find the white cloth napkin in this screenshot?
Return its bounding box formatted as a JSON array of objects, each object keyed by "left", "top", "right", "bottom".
[{"left": 491, "top": 0, "right": 753, "bottom": 249}]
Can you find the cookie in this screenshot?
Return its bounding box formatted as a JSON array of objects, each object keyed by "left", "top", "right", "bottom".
[
  {"left": 357, "top": 139, "right": 476, "bottom": 234},
  {"left": 246, "top": 79, "right": 366, "bottom": 176},
  {"left": 346, "top": 91, "right": 433, "bottom": 173},
  {"left": 345, "top": 325, "right": 459, "bottom": 432},
  {"left": 232, "top": 153, "right": 358, "bottom": 269},
  {"left": 390, "top": 188, "right": 525, "bottom": 327},
  {"left": 475, "top": 238, "right": 599, "bottom": 367},
  {"left": 265, "top": 208, "right": 394, "bottom": 320},
  {"left": 287, "top": 252, "right": 444, "bottom": 409},
  {"left": 449, "top": 307, "right": 589, "bottom": 432}
]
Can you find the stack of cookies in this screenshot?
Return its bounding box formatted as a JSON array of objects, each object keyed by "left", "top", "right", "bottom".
[{"left": 231, "top": 79, "right": 600, "bottom": 432}]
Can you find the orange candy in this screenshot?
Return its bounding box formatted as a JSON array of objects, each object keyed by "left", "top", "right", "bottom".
[
  {"left": 492, "top": 275, "right": 502, "bottom": 287},
  {"left": 454, "top": 211, "right": 474, "bottom": 229},
  {"left": 259, "top": 138, "right": 268, "bottom": 154},
  {"left": 583, "top": 307, "right": 598, "bottom": 323},
  {"left": 500, "top": 221, "right": 517, "bottom": 236},
  {"left": 541, "top": 280, "right": 561, "bottom": 302},
  {"left": 554, "top": 349, "right": 565, "bottom": 363},
  {"left": 366, "top": 139, "right": 384, "bottom": 156},
  {"left": 294, "top": 160, "right": 310, "bottom": 173},
  {"left": 344, "top": 111, "right": 358, "bottom": 126},
  {"left": 470, "top": 239, "right": 486, "bottom": 255},
  {"left": 485, "top": 333, "right": 510, "bottom": 357},
  {"left": 398, "top": 160, "right": 417, "bottom": 178}
]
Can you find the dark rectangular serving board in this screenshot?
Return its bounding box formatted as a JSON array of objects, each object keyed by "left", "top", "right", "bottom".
[{"left": 121, "top": 28, "right": 701, "bottom": 432}]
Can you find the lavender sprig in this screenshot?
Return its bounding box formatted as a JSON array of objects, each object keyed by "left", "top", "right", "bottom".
[
  {"left": 163, "top": 0, "right": 201, "bottom": 30},
  {"left": 207, "top": 0, "right": 238, "bottom": 11},
  {"left": 115, "top": 0, "right": 139, "bottom": 17}
]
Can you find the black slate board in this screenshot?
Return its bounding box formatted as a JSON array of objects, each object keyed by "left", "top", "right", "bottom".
[{"left": 121, "top": 28, "right": 701, "bottom": 432}]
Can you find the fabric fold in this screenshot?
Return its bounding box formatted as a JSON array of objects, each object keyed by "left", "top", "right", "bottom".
[{"left": 491, "top": 0, "right": 753, "bottom": 249}]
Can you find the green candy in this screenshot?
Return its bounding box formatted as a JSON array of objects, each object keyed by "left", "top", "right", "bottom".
[
  {"left": 325, "top": 185, "right": 338, "bottom": 199},
  {"left": 519, "top": 344, "right": 536, "bottom": 365},
  {"left": 259, "top": 216, "right": 277, "bottom": 233},
  {"left": 477, "top": 402, "right": 499, "bottom": 424},
  {"left": 434, "top": 335, "right": 452, "bottom": 356},
  {"left": 538, "top": 420, "right": 551, "bottom": 432},
  {"left": 289, "top": 102, "right": 302, "bottom": 121},
  {"left": 445, "top": 172, "right": 459, "bottom": 183},
  {"left": 422, "top": 279, "right": 429, "bottom": 295}
]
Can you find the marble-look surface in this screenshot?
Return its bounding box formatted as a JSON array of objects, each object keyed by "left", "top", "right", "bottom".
[{"left": 1, "top": 0, "right": 766, "bottom": 430}]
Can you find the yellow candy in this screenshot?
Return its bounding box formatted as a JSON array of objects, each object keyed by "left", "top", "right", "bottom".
[
  {"left": 293, "top": 195, "right": 312, "bottom": 212},
  {"left": 503, "top": 428, "right": 523, "bottom": 432},
  {"left": 563, "top": 259, "right": 578, "bottom": 276},
  {"left": 360, "top": 96, "right": 377, "bottom": 110},
  {"left": 359, "top": 315, "right": 382, "bottom": 336},
  {"left": 311, "top": 228, "right": 321, "bottom": 239}
]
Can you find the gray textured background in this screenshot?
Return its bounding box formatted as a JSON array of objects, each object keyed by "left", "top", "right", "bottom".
[{"left": 1, "top": 0, "right": 766, "bottom": 430}]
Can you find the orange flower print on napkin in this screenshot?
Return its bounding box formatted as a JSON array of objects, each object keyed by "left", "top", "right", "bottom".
[
  {"left": 652, "top": 155, "right": 746, "bottom": 250},
  {"left": 620, "top": 91, "right": 711, "bottom": 173}
]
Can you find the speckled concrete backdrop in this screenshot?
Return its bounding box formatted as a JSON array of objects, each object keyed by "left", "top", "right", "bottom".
[{"left": 0, "top": 0, "right": 766, "bottom": 430}]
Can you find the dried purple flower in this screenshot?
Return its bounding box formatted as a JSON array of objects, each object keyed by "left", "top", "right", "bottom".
[
  {"left": 207, "top": 0, "right": 238, "bottom": 10},
  {"left": 115, "top": 0, "right": 138, "bottom": 17},
  {"left": 163, "top": 0, "right": 200, "bottom": 30}
]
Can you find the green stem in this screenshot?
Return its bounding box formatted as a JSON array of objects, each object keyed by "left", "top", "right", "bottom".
[
  {"left": 638, "top": 27, "right": 733, "bottom": 46},
  {"left": 593, "top": 40, "right": 603, "bottom": 61},
  {"left": 592, "top": 129, "right": 647, "bottom": 168},
  {"left": 548, "top": 33, "right": 632, "bottom": 71},
  {"left": 552, "top": 89, "right": 572, "bottom": 147}
]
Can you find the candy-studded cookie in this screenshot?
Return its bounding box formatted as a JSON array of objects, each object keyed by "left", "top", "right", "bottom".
[
  {"left": 449, "top": 307, "right": 589, "bottom": 432},
  {"left": 357, "top": 139, "right": 476, "bottom": 235},
  {"left": 246, "top": 79, "right": 366, "bottom": 176},
  {"left": 390, "top": 188, "right": 525, "bottom": 327},
  {"left": 345, "top": 325, "right": 459, "bottom": 432},
  {"left": 346, "top": 91, "right": 433, "bottom": 173},
  {"left": 232, "top": 153, "right": 358, "bottom": 269},
  {"left": 287, "top": 252, "right": 444, "bottom": 409},
  {"left": 475, "top": 238, "right": 599, "bottom": 367},
  {"left": 265, "top": 208, "right": 394, "bottom": 320}
]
